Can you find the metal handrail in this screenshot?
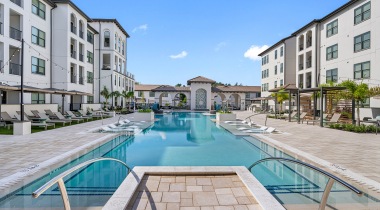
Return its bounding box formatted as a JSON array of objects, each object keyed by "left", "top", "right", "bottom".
[
  {"left": 248, "top": 157, "right": 362, "bottom": 210},
  {"left": 32, "top": 157, "right": 132, "bottom": 210}
]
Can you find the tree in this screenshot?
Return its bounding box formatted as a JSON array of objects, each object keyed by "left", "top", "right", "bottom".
[
  {"left": 175, "top": 83, "right": 182, "bottom": 87},
  {"left": 126, "top": 91, "right": 134, "bottom": 111},
  {"left": 339, "top": 80, "right": 380, "bottom": 125},
  {"left": 100, "top": 86, "right": 111, "bottom": 108},
  {"left": 121, "top": 90, "right": 135, "bottom": 111},
  {"left": 110, "top": 91, "right": 121, "bottom": 107},
  {"left": 271, "top": 89, "right": 289, "bottom": 113}
]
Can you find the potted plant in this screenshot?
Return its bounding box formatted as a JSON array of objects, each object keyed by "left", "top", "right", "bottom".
[
  {"left": 134, "top": 108, "right": 154, "bottom": 121},
  {"left": 216, "top": 109, "right": 236, "bottom": 123}
]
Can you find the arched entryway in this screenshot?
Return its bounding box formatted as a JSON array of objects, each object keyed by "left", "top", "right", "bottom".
[
  {"left": 228, "top": 93, "right": 241, "bottom": 110},
  {"left": 195, "top": 89, "right": 207, "bottom": 109},
  {"left": 158, "top": 92, "right": 172, "bottom": 107},
  {"left": 173, "top": 93, "right": 188, "bottom": 109}
]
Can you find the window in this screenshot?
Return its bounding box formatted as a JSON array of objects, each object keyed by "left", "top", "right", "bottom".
[
  {"left": 118, "top": 76, "right": 121, "bottom": 86},
  {"left": 79, "top": 66, "right": 84, "bottom": 84},
  {"left": 122, "top": 41, "right": 125, "bottom": 55},
  {"left": 87, "top": 71, "right": 93, "bottom": 83},
  {"left": 70, "top": 14, "right": 76, "bottom": 34},
  {"left": 326, "top": 68, "right": 338, "bottom": 83},
  {"left": 274, "top": 65, "right": 277, "bottom": 75},
  {"left": 280, "top": 79, "right": 283, "bottom": 86},
  {"left": 149, "top": 91, "right": 155, "bottom": 97},
  {"left": 70, "top": 65, "right": 76, "bottom": 83},
  {"left": 354, "top": 32, "right": 370, "bottom": 52},
  {"left": 87, "top": 31, "right": 94, "bottom": 44},
  {"left": 138, "top": 91, "right": 143, "bottom": 97},
  {"left": 280, "top": 63, "right": 283, "bottom": 73},
  {"left": 280, "top": 47, "right": 283, "bottom": 57},
  {"left": 326, "top": 19, "right": 338, "bottom": 37},
  {"left": 274, "top": 81, "right": 277, "bottom": 88},
  {"left": 274, "top": 50, "right": 277, "bottom": 59},
  {"left": 326, "top": 44, "right": 338, "bottom": 60},
  {"left": 87, "top": 96, "right": 94, "bottom": 104},
  {"left": 354, "top": 61, "right": 370, "bottom": 79},
  {"left": 79, "top": 21, "right": 84, "bottom": 39},
  {"left": 31, "top": 57, "right": 45, "bottom": 75},
  {"left": 31, "top": 93, "right": 45, "bottom": 104},
  {"left": 354, "top": 2, "right": 371, "bottom": 24},
  {"left": 104, "top": 31, "right": 110, "bottom": 47},
  {"left": 87, "top": 51, "right": 93, "bottom": 63},
  {"left": 118, "top": 37, "right": 121, "bottom": 52},
  {"left": 266, "top": 55, "right": 269, "bottom": 63},
  {"left": 31, "top": 27, "right": 45, "bottom": 47},
  {"left": 115, "top": 33, "right": 117, "bottom": 49},
  {"left": 32, "top": 0, "right": 46, "bottom": 19}
]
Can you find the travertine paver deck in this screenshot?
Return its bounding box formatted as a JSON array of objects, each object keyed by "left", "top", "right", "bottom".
[
  {"left": 0, "top": 114, "right": 152, "bottom": 197},
  {"left": 233, "top": 111, "right": 380, "bottom": 193},
  {"left": 127, "top": 175, "right": 260, "bottom": 210}
]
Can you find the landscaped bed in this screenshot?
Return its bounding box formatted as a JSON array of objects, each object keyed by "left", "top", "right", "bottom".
[{"left": 329, "top": 123, "right": 378, "bottom": 133}]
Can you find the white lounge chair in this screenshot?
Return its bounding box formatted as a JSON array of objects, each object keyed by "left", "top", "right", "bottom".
[
  {"left": 243, "top": 126, "right": 269, "bottom": 133},
  {"left": 101, "top": 126, "right": 112, "bottom": 132}
]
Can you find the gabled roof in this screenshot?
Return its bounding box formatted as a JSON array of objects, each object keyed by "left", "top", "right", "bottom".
[
  {"left": 91, "top": 19, "right": 130, "bottom": 38},
  {"left": 187, "top": 76, "right": 216, "bottom": 85},
  {"left": 52, "top": 0, "right": 92, "bottom": 21},
  {"left": 135, "top": 84, "right": 163, "bottom": 91},
  {"left": 152, "top": 85, "right": 190, "bottom": 92},
  {"left": 212, "top": 86, "right": 261, "bottom": 93}
]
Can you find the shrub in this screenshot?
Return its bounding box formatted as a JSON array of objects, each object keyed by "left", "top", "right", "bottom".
[
  {"left": 217, "top": 110, "right": 232, "bottom": 114},
  {"left": 138, "top": 109, "right": 152, "bottom": 113}
]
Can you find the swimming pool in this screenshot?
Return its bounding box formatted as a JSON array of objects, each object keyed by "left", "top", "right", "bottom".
[{"left": 0, "top": 112, "right": 378, "bottom": 209}]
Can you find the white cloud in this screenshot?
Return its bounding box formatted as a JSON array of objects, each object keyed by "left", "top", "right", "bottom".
[
  {"left": 244, "top": 45, "right": 269, "bottom": 61},
  {"left": 132, "top": 24, "right": 148, "bottom": 33},
  {"left": 215, "top": 42, "right": 227, "bottom": 51},
  {"left": 169, "top": 51, "right": 188, "bottom": 59}
]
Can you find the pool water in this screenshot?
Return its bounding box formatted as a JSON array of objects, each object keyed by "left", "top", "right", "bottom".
[{"left": 0, "top": 112, "right": 378, "bottom": 209}]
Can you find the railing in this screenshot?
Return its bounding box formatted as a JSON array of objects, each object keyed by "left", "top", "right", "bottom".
[
  {"left": 0, "top": 60, "right": 3, "bottom": 73},
  {"left": 10, "top": 0, "right": 22, "bottom": 7},
  {"left": 299, "top": 63, "right": 304, "bottom": 70},
  {"left": 0, "top": 22, "right": 2, "bottom": 35},
  {"left": 79, "top": 77, "right": 84, "bottom": 85},
  {"left": 79, "top": 31, "right": 84, "bottom": 39},
  {"left": 306, "top": 60, "right": 312, "bottom": 68},
  {"left": 307, "top": 39, "right": 312, "bottom": 48},
  {"left": 32, "top": 158, "right": 132, "bottom": 210},
  {"left": 70, "top": 24, "right": 76, "bottom": 34},
  {"left": 248, "top": 157, "right": 362, "bottom": 210},
  {"left": 9, "top": 63, "right": 21, "bottom": 75},
  {"left": 299, "top": 44, "right": 304, "bottom": 51},
  {"left": 70, "top": 51, "right": 76, "bottom": 59},
  {"left": 79, "top": 54, "right": 84, "bottom": 61},
  {"left": 102, "top": 64, "right": 111, "bottom": 70},
  {"left": 70, "top": 75, "right": 76, "bottom": 83},
  {"left": 10, "top": 27, "right": 22, "bottom": 41}
]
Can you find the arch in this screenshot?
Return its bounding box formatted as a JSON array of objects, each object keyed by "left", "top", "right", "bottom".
[
  {"left": 104, "top": 30, "right": 110, "bottom": 47},
  {"left": 158, "top": 92, "right": 172, "bottom": 108},
  {"left": 173, "top": 93, "right": 188, "bottom": 109},
  {"left": 298, "top": 34, "right": 304, "bottom": 51},
  {"left": 195, "top": 88, "right": 207, "bottom": 109},
  {"left": 70, "top": 13, "right": 77, "bottom": 33},
  {"left": 228, "top": 93, "right": 241, "bottom": 110},
  {"left": 213, "top": 93, "right": 226, "bottom": 110}
]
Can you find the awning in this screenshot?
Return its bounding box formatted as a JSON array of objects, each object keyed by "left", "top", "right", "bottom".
[{"left": 0, "top": 85, "right": 93, "bottom": 96}]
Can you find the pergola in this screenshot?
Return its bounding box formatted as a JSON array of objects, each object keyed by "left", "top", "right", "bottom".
[
  {"left": 0, "top": 84, "right": 92, "bottom": 115},
  {"left": 269, "top": 84, "right": 348, "bottom": 127}
]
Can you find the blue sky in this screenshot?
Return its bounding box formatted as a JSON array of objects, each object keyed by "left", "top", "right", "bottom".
[{"left": 74, "top": 0, "right": 349, "bottom": 86}]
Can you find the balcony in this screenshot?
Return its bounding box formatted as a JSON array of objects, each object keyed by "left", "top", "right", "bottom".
[
  {"left": 0, "top": 22, "right": 2, "bottom": 35},
  {"left": 306, "top": 60, "right": 312, "bottom": 68},
  {"left": 299, "top": 63, "right": 304, "bottom": 70},
  {"left": 10, "top": 0, "right": 22, "bottom": 7},
  {"left": 79, "top": 54, "right": 84, "bottom": 62},
  {"left": 0, "top": 61, "right": 3, "bottom": 73},
  {"left": 9, "top": 63, "right": 21, "bottom": 75},
  {"left": 102, "top": 64, "right": 111, "bottom": 70},
  {"left": 71, "top": 51, "right": 76, "bottom": 59},
  {"left": 307, "top": 40, "right": 312, "bottom": 48},
  {"left": 79, "top": 31, "right": 84, "bottom": 39},
  {"left": 10, "top": 27, "right": 22, "bottom": 41},
  {"left": 71, "top": 75, "right": 76, "bottom": 84},
  {"left": 299, "top": 44, "right": 304, "bottom": 51},
  {"left": 79, "top": 77, "right": 84, "bottom": 85},
  {"left": 71, "top": 25, "right": 76, "bottom": 34}
]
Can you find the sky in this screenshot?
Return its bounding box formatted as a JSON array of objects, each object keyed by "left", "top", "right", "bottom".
[{"left": 73, "top": 0, "right": 349, "bottom": 86}]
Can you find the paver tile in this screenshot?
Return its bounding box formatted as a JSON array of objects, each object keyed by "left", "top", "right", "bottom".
[
  {"left": 193, "top": 192, "right": 219, "bottom": 206},
  {"left": 170, "top": 183, "right": 186, "bottom": 192},
  {"left": 216, "top": 194, "right": 238, "bottom": 205},
  {"left": 162, "top": 192, "right": 181, "bottom": 203}
]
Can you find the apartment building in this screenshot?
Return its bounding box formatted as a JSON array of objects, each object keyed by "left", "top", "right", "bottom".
[
  {"left": 0, "top": 0, "right": 135, "bottom": 112},
  {"left": 260, "top": 0, "right": 379, "bottom": 116},
  {"left": 90, "top": 19, "right": 135, "bottom": 107},
  {"left": 258, "top": 36, "right": 296, "bottom": 110}
]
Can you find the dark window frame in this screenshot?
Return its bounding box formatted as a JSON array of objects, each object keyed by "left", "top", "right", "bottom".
[
  {"left": 326, "top": 44, "right": 338, "bottom": 61},
  {"left": 31, "top": 27, "right": 45, "bottom": 47},
  {"left": 354, "top": 31, "right": 370, "bottom": 52},
  {"left": 31, "top": 56, "right": 45, "bottom": 75},
  {"left": 326, "top": 68, "right": 338, "bottom": 83},
  {"left": 326, "top": 19, "right": 338, "bottom": 37},
  {"left": 354, "top": 61, "right": 370, "bottom": 79},
  {"left": 32, "top": 0, "right": 46, "bottom": 19},
  {"left": 354, "top": 2, "right": 371, "bottom": 25}
]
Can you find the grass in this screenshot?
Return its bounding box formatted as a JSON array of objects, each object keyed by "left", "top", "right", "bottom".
[{"left": 0, "top": 117, "right": 110, "bottom": 135}]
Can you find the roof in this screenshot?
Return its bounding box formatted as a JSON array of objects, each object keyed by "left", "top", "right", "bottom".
[
  {"left": 52, "top": 0, "right": 92, "bottom": 21},
  {"left": 212, "top": 86, "right": 261, "bottom": 93},
  {"left": 258, "top": 35, "right": 294, "bottom": 56},
  {"left": 320, "top": 0, "right": 362, "bottom": 22},
  {"left": 87, "top": 24, "right": 98, "bottom": 34},
  {"left": 187, "top": 76, "right": 216, "bottom": 85},
  {"left": 91, "top": 19, "right": 130, "bottom": 38},
  {"left": 135, "top": 85, "right": 163, "bottom": 91},
  {"left": 291, "top": 19, "right": 320, "bottom": 36},
  {"left": 152, "top": 85, "right": 190, "bottom": 92},
  {"left": 42, "top": 0, "right": 56, "bottom": 7}
]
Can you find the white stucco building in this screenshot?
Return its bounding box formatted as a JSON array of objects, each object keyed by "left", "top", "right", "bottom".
[
  {"left": 135, "top": 76, "right": 261, "bottom": 111},
  {"left": 0, "top": 0, "right": 135, "bottom": 115}
]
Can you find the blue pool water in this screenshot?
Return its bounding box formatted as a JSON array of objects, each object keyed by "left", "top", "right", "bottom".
[{"left": 0, "top": 112, "right": 378, "bottom": 209}]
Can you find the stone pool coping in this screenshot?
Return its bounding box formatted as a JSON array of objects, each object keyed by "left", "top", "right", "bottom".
[{"left": 103, "top": 166, "right": 285, "bottom": 210}]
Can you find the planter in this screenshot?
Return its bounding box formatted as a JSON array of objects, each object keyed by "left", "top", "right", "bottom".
[
  {"left": 216, "top": 113, "right": 236, "bottom": 123},
  {"left": 133, "top": 112, "right": 154, "bottom": 122}
]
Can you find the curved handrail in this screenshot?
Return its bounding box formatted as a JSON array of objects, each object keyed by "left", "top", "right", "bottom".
[
  {"left": 32, "top": 157, "right": 132, "bottom": 210},
  {"left": 248, "top": 157, "right": 362, "bottom": 195},
  {"left": 244, "top": 113, "right": 263, "bottom": 123}
]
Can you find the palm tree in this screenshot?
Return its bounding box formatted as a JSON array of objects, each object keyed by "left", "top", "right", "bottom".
[
  {"left": 271, "top": 89, "right": 289, "bottom": 113},
  {"left": 125, "top": 91, "right": 134, "bottom": 112},
  {"left": 110, "top": 91, "right": 121, "bottom": 107},
  {"left": 100, "top": 86, "right": 111, "bottom": 108},
  {"left": 339, "top": 80, "right": 380, "bottom": 125}
]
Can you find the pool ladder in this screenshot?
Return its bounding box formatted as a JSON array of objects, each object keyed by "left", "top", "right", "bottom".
[
  {"left": 32, "top": 158, "right": 132, "bottom": 210},
  {"left": 249, "top": 157, "right": 363, "bottom": 210}
]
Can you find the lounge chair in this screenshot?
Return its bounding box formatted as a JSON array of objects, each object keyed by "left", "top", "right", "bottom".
[
  {"left": 44, "top": 109, "right": 58, "bottom": 119},
  {"left": 14, "top": 114, "right": 55, "bottom": 130},
  {"left": 79, "top": 110, "right": 102, "bottom": 119},
  {"left": 295, "top": 112, "right": 307, "bottom": 122},
  {"left": 37, "top": 113, "right": 71, "bottom": 126},
  {"left": 100, "top": 126, "right": 112, "bottom": 132},
  {"left": 1, "top": 112, "right": 18, "bottom": 123},
  {"left": 324, "top": 113, "right": 342, "bottom": 125},
  {"left": 305, "top": 114, "right": 328, "bottom": 125},
  {"left": 238, "top": 125, "right": 266, "bottom": 131},
  {"left": 55, "top": 112, "right": 84, "bottom": 123},
  {"left": 31, "top": 110, "right": 40, "bottom": 118},
  {"left": 66, "top": 110, "right": 91, "bottom": 121},
  {"left": 283, "top": 112, "right": 297, "bottom": 120},
  {"left": 243, "top": 126, "right": 269, "bottom": 133}
]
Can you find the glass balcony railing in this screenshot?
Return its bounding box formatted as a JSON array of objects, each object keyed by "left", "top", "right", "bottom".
[{"left": 10, "top": 27, "right": 22, "bottom": 41}]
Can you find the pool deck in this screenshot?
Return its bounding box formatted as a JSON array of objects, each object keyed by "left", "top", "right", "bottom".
[
  {"left": 232, "top": 111, "right": 380, "bottom": 197},
  {"left": 0, "top": 114, "right": 153, "bottom": 198}
]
